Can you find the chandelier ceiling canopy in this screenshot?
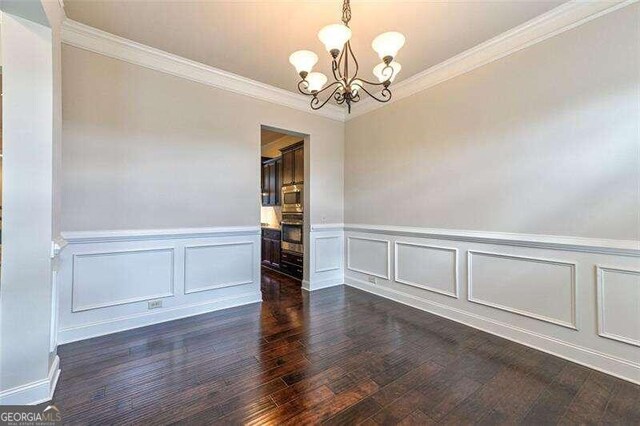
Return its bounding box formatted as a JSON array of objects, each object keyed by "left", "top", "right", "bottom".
[{"left": 289, "top": 0, "right": 405, "bottom": 113}]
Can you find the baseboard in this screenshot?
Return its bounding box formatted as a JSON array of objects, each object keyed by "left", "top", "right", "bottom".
[
  {"left": 302, "top": 277, "right": 344, "bottom": 292},
  {"left": 58, "top": 292, "right": 262, "bottom": 344},
  {"left": 345, "top": 277, "right": 640, "bottom": 385},
  {"left": 0, "top": 356, "right": 60, "bottom": 405}
]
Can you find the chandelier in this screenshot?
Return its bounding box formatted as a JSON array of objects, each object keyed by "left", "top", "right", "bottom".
[{"left": 289, "top": 0, "right": 405, "bottom": 113}]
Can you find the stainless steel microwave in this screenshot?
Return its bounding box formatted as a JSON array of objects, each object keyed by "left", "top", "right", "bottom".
[{"left": 282, "top": 184, "right": 303, "bottom": 213}]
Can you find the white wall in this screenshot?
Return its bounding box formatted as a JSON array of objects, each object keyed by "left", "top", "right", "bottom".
[
  {"left": 58, "top": 40, "right": 345, "bottom": 339},
  {"left": 0, "top": 9, "right": 59, "bottom": 404},
  {"left": 345, "top": 4, "right": 639, "bottom": 241},
  {"left": 62, "top": 45, "right": 344, "bottom": 231},
  {"left": 343, "top": 4, "right": 640, "bottom": 384}
]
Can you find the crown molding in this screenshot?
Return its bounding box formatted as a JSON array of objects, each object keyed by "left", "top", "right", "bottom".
[
  {"left": 61, "top": 19, "right": 347, "bottom": 122},
  {"left": 348, "top": 0, "right": 637, "bottom": 120}
]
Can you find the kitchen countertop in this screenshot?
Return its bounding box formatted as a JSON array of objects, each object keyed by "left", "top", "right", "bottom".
[{"left": 261, "top": 224, "right": 281, "bottom": 231}]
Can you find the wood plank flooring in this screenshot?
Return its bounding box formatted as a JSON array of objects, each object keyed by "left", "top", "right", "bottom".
[{"left": 50, "top": 268, "right": 640, "bottom": 424}]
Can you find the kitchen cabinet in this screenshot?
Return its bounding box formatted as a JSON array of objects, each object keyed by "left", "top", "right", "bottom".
[
  {"left": 261, "top": 228, "right": 281, "bottom": 269},
  {"left": 281, "top": 141, "right": 304, "bottom": 186},
  {"left": 280, "top": 250, "right": 303, "bottom": 279},
  {"left": 261, "top": 157, "right": 281, "bottom": 206}
]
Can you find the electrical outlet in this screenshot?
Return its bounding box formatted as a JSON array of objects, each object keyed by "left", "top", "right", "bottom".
[
  {"left": 148, "top": 299, "right": 163, "bottom": 310},
  {"left": 368, "top": 276, "right": 377, "bottom": 285}
]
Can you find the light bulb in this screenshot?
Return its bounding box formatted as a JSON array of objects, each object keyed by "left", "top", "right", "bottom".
[
  {"left": 306, "top": 72, "right": 328, "bottom": 92},
  {"left": 289, "top": 50, "right": 318, "bottom": 76},
  {"left": 372, "top": 31, "right": 405, "bottom": 62},
  {"left": 318, "top": 24, "right": 352, "bottom": 57},
  {"left": 350, "top": 79, "right": 363, "bottom": 95},
  {"left": 373, "top": 61, "right": 402, "bottom": 83}
]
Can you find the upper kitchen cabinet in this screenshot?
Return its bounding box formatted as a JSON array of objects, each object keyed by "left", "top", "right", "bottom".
[
  {"left": 281, "top": 141, "right": 304, "bottom": 186},
  {"left": 261, "top": 157, "right": 281, "bottom": 206}
]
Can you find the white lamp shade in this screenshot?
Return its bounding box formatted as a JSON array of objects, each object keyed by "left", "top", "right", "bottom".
[
  {"left": 289, "top": 50, "right": 318, "bottom": 74},
  {"left": 371, "top": 31, "right": 405, "bottom": 60},
  {"left": 373, "top": 61, "right": 402, "bottom": 83},
  {"left": 306, "top": 72, "right": 328, "bottom": 92},
  {"left": 318, "top": 24, "right": 352, "bottom": 53}
]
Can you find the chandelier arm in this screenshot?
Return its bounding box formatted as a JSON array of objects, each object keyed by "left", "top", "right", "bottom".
[
  {"left": 346, "top": 41, "right": 359, "bottom": 85},
  {"left": 311, "top": 85, "right": 343, "bottom": 110},
  {"left": 331, "top": 59, "right": 343, "bottom": 83},
  {"left": 297, "top": 79, "right": 313, "bottom": 96},
  {"left": 353, "top": 77, "right": 387, "bottom": 87},
  {"left": 357, "top": 84, "right": 393, "bottom": 103},
  {"left": 313, "top": 80, "right": 344, "bottom": 97}
]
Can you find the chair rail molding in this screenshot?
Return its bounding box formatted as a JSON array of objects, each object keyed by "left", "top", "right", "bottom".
[
  {"left": 61, "top": 19, "right": 346, "bottom": 122},
  {"left": 60, "top": 226, "right": 261, "bottom": 244},
  {"left": 343, "top": 224, "right": 640, "bottom": 257},
  {"left": 348, "top": 0, "right": 638, "bottom": 119}
]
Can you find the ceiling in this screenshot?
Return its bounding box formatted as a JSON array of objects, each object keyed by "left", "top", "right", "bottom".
[
  {"left": 64, "top": 1, "right": 566, "bottom": 94},
  {"left": 261, "top": 129, "right": 287, "bottom": 146}
]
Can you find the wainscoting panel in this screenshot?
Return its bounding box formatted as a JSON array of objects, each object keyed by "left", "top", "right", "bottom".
[
  {"left": 305, "top": 225, "right": 345, "bottom": 291},
  {"left": 347, "top": 236, "right": 390, "bottom": 279},
  {"left": 72, "top": 248, "right": 175, "bottom": 312},
  {"left": 315, "top": 236, "right": 342, "bottom": 273},
  {"left": 597, "top": 266, "right": 640, "bottom": 347},
  {"left": 343, "top": 224, "right": 640, "bottom": 384},
  {"left": 184, "top": 242, "right": 254, "bottom": 294},
  {"left": 395, "top": 242, "right": 458, "bottom": 298},
  {"left": 468, "top": 250, "right": 577, "bottom": 329},
  {"left": 57, "top": 227, "right": 262, "bottom": 343}
]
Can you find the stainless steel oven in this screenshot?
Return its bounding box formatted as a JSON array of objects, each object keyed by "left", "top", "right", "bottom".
[
  {"left": 281, "top": 213, "right": 303, "bottom": 254},
  {"left": 282, "top": 184, "right": 303, "bottom": 213}
]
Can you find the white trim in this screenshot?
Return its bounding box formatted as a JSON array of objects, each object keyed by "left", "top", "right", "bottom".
[
  {"left": 58, "top": 292, "right": 262, "bottom": 344},
  {"left": 61, "top": 19, "right": 345, "bottom": 122},
  {"left": 183, "top": 242, "right": 255, "bottom": 294},
  {"left": 310, "top": 223, "right": 345, "bottom": 232},
  {"left": 596, "top": 265, "right": 640, "bottom": 347},
  {"left": 345, "top": 276, "right": 640, "bottom": 385},
  {"left": 314, "top": 235, "right": 342, "bottom": 273},
  {"left": 71, "top": 248, "right": 176, "bottom": 312},
  {"left": 394, "top": 241, "right": 459, "bottom": 299},
  {"left": 346, "top": 236, "right": 391, "bottom": 280},
  {"left": 60, "top": 226, "right": 261, "bottom": 244},
  {"left": 348, "top": 0, "right": 638, "bottom": 119},
  {"left": 58, "top": 2, "right": 635, "bottom": 123},
  {"left": 0, "top": 356, "right": 60, "bottom": 405},
  {"left": 344, "top": 224, "right": 639, "bottom": 257},
  {"left": 467, "top": 250, "right": 578, "bottom": 330},
  {"left": 302, "top": 277, "right": 344, "bottom": 292}
]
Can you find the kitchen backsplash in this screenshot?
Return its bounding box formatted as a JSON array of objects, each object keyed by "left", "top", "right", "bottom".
[{"left": 260, "top": 205, "right": 282, "bottom": 229}]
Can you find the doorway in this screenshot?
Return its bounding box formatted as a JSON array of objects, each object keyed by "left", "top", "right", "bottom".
[{"left": 259, "top": 125, "right": 308, "bottom": 296}]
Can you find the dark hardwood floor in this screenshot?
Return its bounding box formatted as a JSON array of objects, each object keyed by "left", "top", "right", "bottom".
[{"left": 51, "top": 268, "right": 640, "bottom": 424}]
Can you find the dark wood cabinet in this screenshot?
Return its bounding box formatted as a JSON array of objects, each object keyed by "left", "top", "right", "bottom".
[
  {"left": 261, "top": 228, "right": 281, "bottom": 269},
  {"left": 280, "top": 141, "right": 304, "bottom": 186},
  {"left": 261, "top": 157, "right": 281, "bottom": 206},
  {"left": 280, "top": 250, "right": 303, "bottom": 279}
]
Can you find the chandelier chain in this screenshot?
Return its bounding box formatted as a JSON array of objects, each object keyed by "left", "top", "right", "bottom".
[{"left": 342, "top": 0, "right": 351, "bottom": 26}]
